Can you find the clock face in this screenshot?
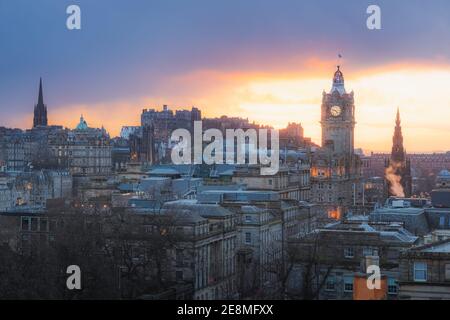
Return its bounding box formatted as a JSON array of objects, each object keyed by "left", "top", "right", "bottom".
[{"left": 330, "top": 105, "right": 342, "bottom": 117}]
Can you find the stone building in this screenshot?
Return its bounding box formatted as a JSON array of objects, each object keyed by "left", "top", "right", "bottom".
[
  {"left": 141, "top": 105, "right": 201, "bottom": 142},
  {"left": 279, "top": 122, "right": 310, "bottom": 149},
  {"left": 160, "top": 200, "right": 238, "bottom": 299},
  {"left": 310, "top": 66, "right": 361, "bottom": 210},
  {"left": 288, "top": 216, "right": 418, "bottom": 300},
  {"left": 196, "top": 189, "right": 318, "bottom": 297},
  {"left": 232, "top": 162, "right": 310, "bottom": 202},
  {"left": 67, "top": 115, "right": 112, "bottom": 176},
  {"left": 398, "top": 239, "right": 450, "bottom": 299},
  {"left": 0, "top": 170, "right": 72, "bottom": 212},
  {"left": 369, "top": 197, "right": 450, "bottom": 237}
]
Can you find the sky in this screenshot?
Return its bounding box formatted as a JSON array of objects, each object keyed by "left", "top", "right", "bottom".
[{"left": 1, "top": 0, "right": 450, "bottom": 153}]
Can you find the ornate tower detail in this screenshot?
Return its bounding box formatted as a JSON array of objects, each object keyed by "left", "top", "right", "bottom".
[
  {"left": 320, "top": 66, "right": 355, "bottom": 155},
  {"left": 311, "top": 66, "right": 361, "bottom": 209},
  {"left": 391, "top": 108, "right": 405, "bottom": 163}
]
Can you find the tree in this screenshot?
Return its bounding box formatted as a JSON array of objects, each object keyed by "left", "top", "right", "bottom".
[{"left": 286, "top": 232, "right": 334, "bottom": 300}]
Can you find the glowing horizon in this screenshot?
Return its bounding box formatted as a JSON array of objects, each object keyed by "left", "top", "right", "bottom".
[
  {"left": 6, "top": 62, "right": 450, "bottom": 154},
  {"left": 2, "top": 1, "right": 450, "bottom": 154}
]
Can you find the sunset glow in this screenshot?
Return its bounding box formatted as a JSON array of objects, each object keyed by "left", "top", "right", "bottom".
[{"left": 28, "top": 63, "right": 449, "bottom": 153}]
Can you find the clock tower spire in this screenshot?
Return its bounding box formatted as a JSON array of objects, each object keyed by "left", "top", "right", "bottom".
[{"left": 320, "top": 66, "right": 355, "bottom": 155}]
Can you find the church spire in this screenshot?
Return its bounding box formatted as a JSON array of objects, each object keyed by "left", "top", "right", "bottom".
[
  {"left": 33, "top": 77, "right": 48, "bottom": 128},
  {"left": 391, "top": 107, "right": 405, "bottom": 162},
  {"left": 38, "top": 77, "right": 44, "bottom": 105}
]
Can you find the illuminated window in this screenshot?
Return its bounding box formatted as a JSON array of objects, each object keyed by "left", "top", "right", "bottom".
[{"left": 413, "top": 262, "right": 427, "bottom": 282}]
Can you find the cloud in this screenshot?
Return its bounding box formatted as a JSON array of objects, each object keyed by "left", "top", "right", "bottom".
[{"left": 41, "top": 60, "right": 448, "bottom": 154}]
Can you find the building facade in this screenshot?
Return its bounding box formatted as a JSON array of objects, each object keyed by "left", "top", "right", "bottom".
[{"left": 398, "top": 239, "right": 450, "bottom": 299}]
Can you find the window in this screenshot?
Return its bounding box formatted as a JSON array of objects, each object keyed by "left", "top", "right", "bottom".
[
  {"left": 388, "top": 278, "right": 397, "bottom": 294},
  {"left": 325, "top": 276, "right": 336, "bottom": 291},
  {"left": 363, "top": 247, "right": 374, "bottom": 257},
  {"left": 40, "top": 218, "right": 48, "bottom": 232},
  {"left": 439, "top": 216, "right": 445, "bottom": 227},
  {"left": 176, "top": 249, "right": 183, "bottom": 267},
  {"left": 49, "top": 220, "right": 57, "bottom": 232},
  {"left": 413, "top": 262, "right": 427, "bottom": 282},
  {"left": 445, "top": 264, "right": 450, "bottom": 281},
  {"left": 245, "top": 232, "right": 251, "bottom": 244},
  {"left": 176, "top": 271, "right": 183, "bottom": 282},
  {"left": 268, "top": 179, "right": 273, "bottom": 186},
  {"left": 344, "top": 276, "right": 353, "bottom": 292},
  {"left": 245, "top": 215, "right": 252, "bottom": 223},
  {"left": 30, "top": 218, "right": 38, "bottom": 231},
  {"left": 344, "top": 247, "right": 354, "bottom": 258},
  {"left": 21, "top": 217, "right": 30, "bottom": 231}
]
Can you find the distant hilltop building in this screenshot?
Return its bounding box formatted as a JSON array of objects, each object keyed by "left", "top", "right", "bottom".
[
  {"left": 33, "top": 78, "right": 48, "bottom": 128},
  {"left": 385, "top": 109, "right": 412, "bottom": 198},
  {"left": 141, "top": 105, "right": 201, "bottom": 142}
]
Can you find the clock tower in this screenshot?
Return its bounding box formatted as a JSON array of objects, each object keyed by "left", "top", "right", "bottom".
[
  {"left": 321, "top": 66, "right": 355, "bottom": 155},
  {"left": 311, "top": 65, "right": 361, "bottom": 210}
]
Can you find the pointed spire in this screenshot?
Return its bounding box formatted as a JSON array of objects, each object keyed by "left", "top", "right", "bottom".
[
  {"left": 38, "top": 77, "right": 44, "bottom": 105},
  {"left": 391, "top": 107, "right": 405, "bottom": 162},
  {"left": 33, "top": 77, "right": 48, "bottom": 128},
  {"left": 331, "top": 65, "right": 346, "bottom": 94}
]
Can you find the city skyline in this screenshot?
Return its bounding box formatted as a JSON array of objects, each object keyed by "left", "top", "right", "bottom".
[
  {"left": 1, "top": 0, "right": 450, "bottom": 153},
  {"left": 1, "top": 1, "right": 450, "bottom": 303}
]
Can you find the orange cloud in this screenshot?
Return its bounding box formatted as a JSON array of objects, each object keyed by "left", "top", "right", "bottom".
[{"left": 38, "top": 59, "right": 450, "bottom": 153}]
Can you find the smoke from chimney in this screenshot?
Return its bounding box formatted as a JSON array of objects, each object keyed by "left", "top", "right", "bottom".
[{"left": 385, "top": 161, "right": 405, "bottom": 197}]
